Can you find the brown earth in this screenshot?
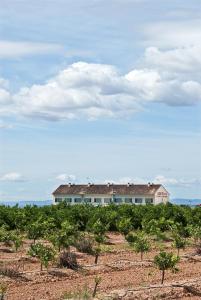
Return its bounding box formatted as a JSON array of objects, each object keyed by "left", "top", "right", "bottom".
[{"left": 0, "top": 233, "right": 201, "bottom": 300}]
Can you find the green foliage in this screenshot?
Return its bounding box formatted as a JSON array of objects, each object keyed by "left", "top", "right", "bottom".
[
  {"left": 131, "top": 233, "right": 150, "bottom": 260},
  {"left": 26, "top": 220, "right": 45, "bottom": 243},
  {"left": 10, "top": 233, "right": 23, "bottom": 252},
  {"left": 125, "top": 232, "right": 138, "bottom": 244},
  {"left": 48, "top": 220, "right": 77, "bottom": 252},
  {"left": 28, "top": 243, "right": 55, "bottom": 270},
  {"left": 88, "top": 218, "right": 109, "bottom": 236},
  {"left": 0, "top": 203, "right": 200, "bottom": 238},
  {"left": 142, "top": 217, "right": 174, "bottom": 234},
  {"left": 172, "top": 234, "right": 186, "bottom": 255},
  {"left": 187, "top": 225, "right": 201, "bottom": 244},
  {"left": 116, "top": 217, "right": 133, "bottom": 236},
  {"left": 0, "top": 226, "right": 13, "bottom": 246},
  {"left": 154, "top": 251, "right": 180, "bottom": 284},
  {"left": 87, "top": 218, "right": 108, "bottom": 250},
  {"left": 0, "top": 227, "right": 23, "bottom": 251}
]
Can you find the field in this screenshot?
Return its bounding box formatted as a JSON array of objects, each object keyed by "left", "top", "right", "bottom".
[
  {"left": 0, "top": 232, "right": 201, "bottom": 300},
  {"left": 0, "top": 203, "right": 201, "bottom": 299}
]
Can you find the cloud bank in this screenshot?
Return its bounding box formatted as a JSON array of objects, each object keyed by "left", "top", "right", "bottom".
[{"left": 0, "top": 55, "right": 201, "bottom": 121}]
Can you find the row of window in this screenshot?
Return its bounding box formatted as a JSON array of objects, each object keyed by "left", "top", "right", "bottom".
[{"left": 55, "top": 197, "right": 153, "bottom": 204}]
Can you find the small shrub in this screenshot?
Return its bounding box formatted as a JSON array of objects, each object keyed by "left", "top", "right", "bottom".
[
  {"left": 125, "top": 232, "right": 138, "bottom": 244},
  {"left": 131, "top": 233, "right": 151, "bottom": 260},
  {"left": 28, "top": 243, "right": 55, "bottom": 271},
  {"left": 172, "top": 234, "right": 186, "bottom": 256},
  {"left": 11, "top": 234, "right": 23, "bottom": 252},
  {"left": 154, "top": 251, "right": 180, "bottom": 284},
  {"left": 92, "top": 276, "right": 102, "bottom": 298},
  {"left": 58, "top": 251, "right": 79, "bottom": 270},
  {"left": 74, "top": 235, "right": 94, "bottom": 255}
]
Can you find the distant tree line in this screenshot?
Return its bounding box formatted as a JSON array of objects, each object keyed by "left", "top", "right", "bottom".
[{"left": 0, "top": 202, "right": 200, "bottom": 232}]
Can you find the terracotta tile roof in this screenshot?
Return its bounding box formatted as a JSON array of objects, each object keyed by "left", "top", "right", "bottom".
[{"left": 52, "top": 184, "right": 162, "bottom": 196}]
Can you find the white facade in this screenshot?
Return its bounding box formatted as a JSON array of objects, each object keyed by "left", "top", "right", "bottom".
[
  {"left": 154, "top": 185, "right": 169, "bottom": 205},
  {"left": 53, "top": 185, "right": 169, "bottom": 205}
]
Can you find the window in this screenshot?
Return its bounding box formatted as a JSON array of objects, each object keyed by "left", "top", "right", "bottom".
[
  {"left": 84, "top": 198, "right": 91, "bottom": 203},
  {"left": 64, "top": 198, "right": 72, "bottom": 203},
  {"left": 125, "top": 198, "right": 132, "bottom": 204},
  {"left": 55, "top": 198, "right": 62, "bottom": 203},
  {"left": 145, "top": 198, "right": 153, "bottom": 204},
  {"left": 114, "top": 198, "right": 122, "bottom": 203},
  {"left": 104, "top": 198, "right": 112, "bottom": 203},
  {"left": 94, "top": 198, "right": 102, "bottom": 203},
  {"left": 74, "top": 198, "right": 82, "bottom": 203},
  {"left": 135, "top": 198, "right": 143, "bottom": 204}
]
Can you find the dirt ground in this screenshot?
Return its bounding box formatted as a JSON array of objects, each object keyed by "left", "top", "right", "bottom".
[{"left": 0, "top": 233, "right": 201, "bottom": 300}]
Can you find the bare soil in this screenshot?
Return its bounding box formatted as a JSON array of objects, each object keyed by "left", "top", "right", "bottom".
[{"left": 0, "top": 233, "right": 201, "bottom": 300}]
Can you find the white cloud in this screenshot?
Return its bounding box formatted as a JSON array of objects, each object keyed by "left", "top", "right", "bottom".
[
  {"left": 2, "top": 19, "right": 201, "bottom": 125},
  {"left": 144, "top": 46, "right": 201, "bottom": 73},
  {"left": 0, "top": 59, "right": 197, "bottom": 121},
  {"left": 153, "top": 175, "right": 201, "bottom": 187},
  {"left": 0, "top": 40, "right": 63, "bottom": 58},
  {"left": 0, "top": 172, "right": 25, "bottom": 182},
  {"left": 56, "top": 174, "right": 76, "bottom": 182},
  {"left": 143, "top": 19, "right": 201, "bottom": 49}
]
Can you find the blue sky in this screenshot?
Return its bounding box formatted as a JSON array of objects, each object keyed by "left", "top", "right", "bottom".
[{"left": 0, "top": 0, "right": 201, "bottom": 201}]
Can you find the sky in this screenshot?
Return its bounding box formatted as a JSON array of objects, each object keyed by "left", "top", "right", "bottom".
[{"left": 0, "top": 0, "right": 201, "bottom": 201}]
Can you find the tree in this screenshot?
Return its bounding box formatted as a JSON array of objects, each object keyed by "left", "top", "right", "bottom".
[
  {"left": 28, "top": 243, "right": 55, "bottom": 271},
  {"left": 154, "top": 251, "right": 180, "bottom": 284},
  {"left": 0, "top": 227, "right": 23, "bottom": 251},
  {"left": 187, "top": 225, "right": 201, "bottom": 245},
  {"left": 10, "top": 232, "right": 23, "bottom": 252},
  {"left": 116, "top": 217, "right": 133, "bottom": 236},
  {"left": 48, "top": 220, "right": 77, "bottom": 252},
  {"left": 0, "top": 226, "right": 12, "bottom": 246},
  {"left": 89, "top": 219, "right": 108, "bottom": 264},
  {"left": 132, "top": 233, "right": 150, "bottom": 260},
  {"left": 172, "top": 234, "right": 186, "bottom": 256},
  {"left": 26, "top": 221, "right": 45, "bottom": 244}
]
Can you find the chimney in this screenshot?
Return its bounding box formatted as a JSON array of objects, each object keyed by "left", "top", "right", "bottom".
[
  {"left": 107, "top": 182, "right": 110, "bottom": 187},
  {"left": 148, "top": 182, "right": 151, "bottom": 187},
  {"left": 87, "top": 182, "right": 91, "bottom": 187},
  {"left": 68, "top": 183, "right": 71, "bottom": 187}
]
